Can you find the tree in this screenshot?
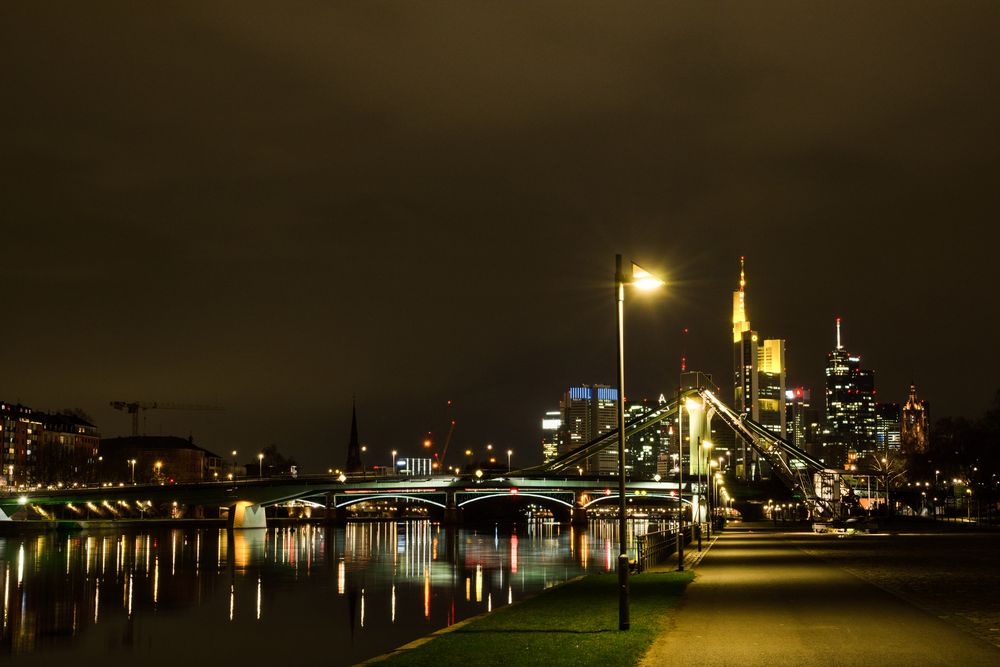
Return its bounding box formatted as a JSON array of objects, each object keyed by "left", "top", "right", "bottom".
[
  {"left": 248, "top": 443, "right": 298, "bottom": 476},
  {"left": 867, "top": 452, "right": 907, "bottom": 516}
]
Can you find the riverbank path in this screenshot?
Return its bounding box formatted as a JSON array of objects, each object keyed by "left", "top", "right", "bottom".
[{"left": 641, "top": 522, "right": 1000, "bottom": 666}]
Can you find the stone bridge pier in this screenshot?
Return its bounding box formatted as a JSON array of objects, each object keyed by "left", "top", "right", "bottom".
[
  {"left": 443, "top": 489, "right": 463, "bottom": 525},
  {"left": 228, "top": 501, "right": 267, "bottom": 529},
  {"left": 572, "top": 490, "right": 589, "bottom": 527}
]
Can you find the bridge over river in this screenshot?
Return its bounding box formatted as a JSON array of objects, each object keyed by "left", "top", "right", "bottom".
[
  {"left": 1, "top": 387, "right": 842, "bottom": 529},
  {"left": 0, "top": 473, "right": 699, "bottom": 528}
]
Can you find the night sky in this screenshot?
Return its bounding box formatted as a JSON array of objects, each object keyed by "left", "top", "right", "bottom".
[{"left": 2, "top": 2, "right": 999, "bottom": 472}]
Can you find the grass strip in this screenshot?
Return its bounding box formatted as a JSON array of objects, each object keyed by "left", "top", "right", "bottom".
[{"left": 373, "top": 570, "right": 694, "bottom": 666}]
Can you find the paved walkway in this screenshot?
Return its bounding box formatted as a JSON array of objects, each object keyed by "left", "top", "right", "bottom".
[{"left": 641, "top": 523, "right": 1000, "bottom": 666}]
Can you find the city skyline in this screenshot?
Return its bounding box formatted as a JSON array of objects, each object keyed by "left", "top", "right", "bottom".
[{"left": 3, "top": 3, "right": 1000, "bottom": 472}]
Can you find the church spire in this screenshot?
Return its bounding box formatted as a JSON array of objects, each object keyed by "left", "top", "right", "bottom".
[{"left": 345, "top": 397, "right": 363, "bottom": 473}]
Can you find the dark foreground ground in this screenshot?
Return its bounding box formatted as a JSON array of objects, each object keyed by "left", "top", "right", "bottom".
[{"left": 642, "top": 522, "right": 1000, "bottom": 666}]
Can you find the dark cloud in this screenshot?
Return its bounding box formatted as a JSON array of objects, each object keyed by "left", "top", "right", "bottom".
[{"left": 2, "top": 2, "right": 998, "bottom": 469}]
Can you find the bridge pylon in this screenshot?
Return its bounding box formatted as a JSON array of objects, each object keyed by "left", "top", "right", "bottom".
[{"left": 443, "top": 489, "right": 463, "bottom": 525}]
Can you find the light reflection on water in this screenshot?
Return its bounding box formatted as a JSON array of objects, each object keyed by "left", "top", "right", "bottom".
[{"left": 0, "top": 519, "right": 665, "bottom": 665}]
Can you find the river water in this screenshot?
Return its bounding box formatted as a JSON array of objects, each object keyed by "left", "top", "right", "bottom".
[{"left": 0, "top": 519, "right": 661, "bottom": 665}]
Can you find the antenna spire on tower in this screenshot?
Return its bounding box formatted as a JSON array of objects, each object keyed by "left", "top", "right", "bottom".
[{"left": 836, "top": 317, "right": 843, "bottom": 350}]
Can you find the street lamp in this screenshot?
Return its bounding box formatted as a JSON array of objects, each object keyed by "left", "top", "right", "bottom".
[
  {"left": 129, "top": 459, "right": 136, "bottom": 485},
  {"left": 702, "top": 440, "right": 713, "bottom": 537},
  {"left": 392, "top": 449, "right": 398, "bottom": 474},
  {"left": 231, "top": 450, "right": 238, "bottom": 479},
  {"left": 614, "top": 254, "right": 664, "bottom": 632},
  {"left": 507, "top": 449, "right": 513, "bottom": 472},
  {"left": 154, "top": 461, "right": 163, "bottom": 484},
  {"left": 258, "top": 453, "right": 264, "bottom": 478}
]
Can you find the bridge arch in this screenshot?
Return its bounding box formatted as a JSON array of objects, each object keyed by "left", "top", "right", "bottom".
[
  {"left": 457, "top": 492, "right": 574, "bottom": 509},
  {"left": 334, "top": 494, "right": 447, "bottom": 510},
  {"left": 582, "top": 493, "right": 690, "bottom": 509}
]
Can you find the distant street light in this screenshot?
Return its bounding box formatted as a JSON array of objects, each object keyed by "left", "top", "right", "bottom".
[
  {"left": 258, "top": 453, "right": 264, "bottom": 478},
  {"left": 507, "top": 449, "right": 513, "bottom": 472},
  {"left": 231, "top": 450, "right": 238, "bottom": 479},
  {"left": 129, "top": 459, "right": 136, "bottom": 485},
  {"left": 154, "top": 461, "right": 163, "bottom": 484},
  {"left": 392, "top": 449, "right": 398, "bottom": 473},
  {"left": 614, "top": 254, "right": 664, "bottom": 631}
]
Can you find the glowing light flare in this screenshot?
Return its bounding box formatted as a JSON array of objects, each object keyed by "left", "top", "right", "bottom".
[
  {"left": 475, "top": 565, "right": 483, "bottom": 603},
  {"left": 3, "top": 567, "right": 9, "bottom": 630},
  {"left": 630, "top": 263, "right": 664, "bottom": 290},
  {"left": 510, "top": 534, "right": 518, "bottom": 574},
  {"left": 423, "top": 570, "right": 430, "bottom": 618},
  {"left": 257, "top": 576, "right": 262, "bottom": 620}
]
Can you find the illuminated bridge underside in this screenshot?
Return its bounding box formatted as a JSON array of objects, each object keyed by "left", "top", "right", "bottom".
[{"left": 2, "top": 476, "right": 688, "bottom": 523}]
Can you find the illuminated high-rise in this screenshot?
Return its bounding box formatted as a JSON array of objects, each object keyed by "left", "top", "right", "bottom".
[
  {"left": 540, "top": 410, "right": 561, "bottom": 463},
  {"left": 732, "top": 258, "right": 786, "bottom": 480},
  {"left": 824, "top": 318, "right": 876, "bottom": 467},
  {"left": 558, "top": 385, "right": 618, "bottom": 474},
  {"left": 785, "top": 387, "right": 821, "bottom": 452},
  {"left": 875, "top": 402, "right": 901, "bottom": 452}
]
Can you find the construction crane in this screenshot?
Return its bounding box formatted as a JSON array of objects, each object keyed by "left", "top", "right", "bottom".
[{"left": 110, "top": 401, "right": 224, "bottom": 437}]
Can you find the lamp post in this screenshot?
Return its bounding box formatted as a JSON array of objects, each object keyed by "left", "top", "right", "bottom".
[
  {"left": 154, "top": 461, "right": 163, "bottom": 484},
  {"left": 507, "top": 449, "right": 513, "bottom": 472},
  {"left": 614, "top": 254, "right": 664, "bottom": 632},
  {"left": 258, "top": 453, "right": 264, "bottom": 478},
  {"left": 231, "top": 450, "right": 238, "bottom": 479},
  {"left": 677, "top": 398, "right": 685, "bottom": 572},
  {"left": 702, "top": 440, "right": 713, "bottom": 538},
  {"left": 129, "top": 459, "right": 136, "bottom": 485},
  {"left": 392, "top": 449, "right": 398, "bottom": 474}
]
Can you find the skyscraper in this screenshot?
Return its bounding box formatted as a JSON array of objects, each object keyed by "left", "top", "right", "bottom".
[
  {"left": 824, "top": 318, "right": 877, "bottom": 467},
  {"left": 558, "top": 385, "right": 618, "bottom": 474},
  {"left": 626, "top": 396, "right": 670, "bottom": 479},
  {"left": 540, "top": 410, "right": 561, "bottom": 463},
  {"left": 785, "top": 387, "right": 821, "bottom": 453},
  {"left": 732, "top": 258, "right": 786, "bottom": 480},
  {"left": 875, "top": 402, "right": 901, "bottom": 452}
]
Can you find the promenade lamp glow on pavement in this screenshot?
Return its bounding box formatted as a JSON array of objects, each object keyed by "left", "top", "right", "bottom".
[{"left": 614, "top": 254, "right": 664, "bottom": 632}]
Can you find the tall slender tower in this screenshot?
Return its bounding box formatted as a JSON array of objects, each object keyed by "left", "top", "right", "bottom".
[
  {"left": 345, "top": 399, "right": 363, "bottom": 473},
  {"left": 731, "top": 257, "right": 786, "bottom": 480}
]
